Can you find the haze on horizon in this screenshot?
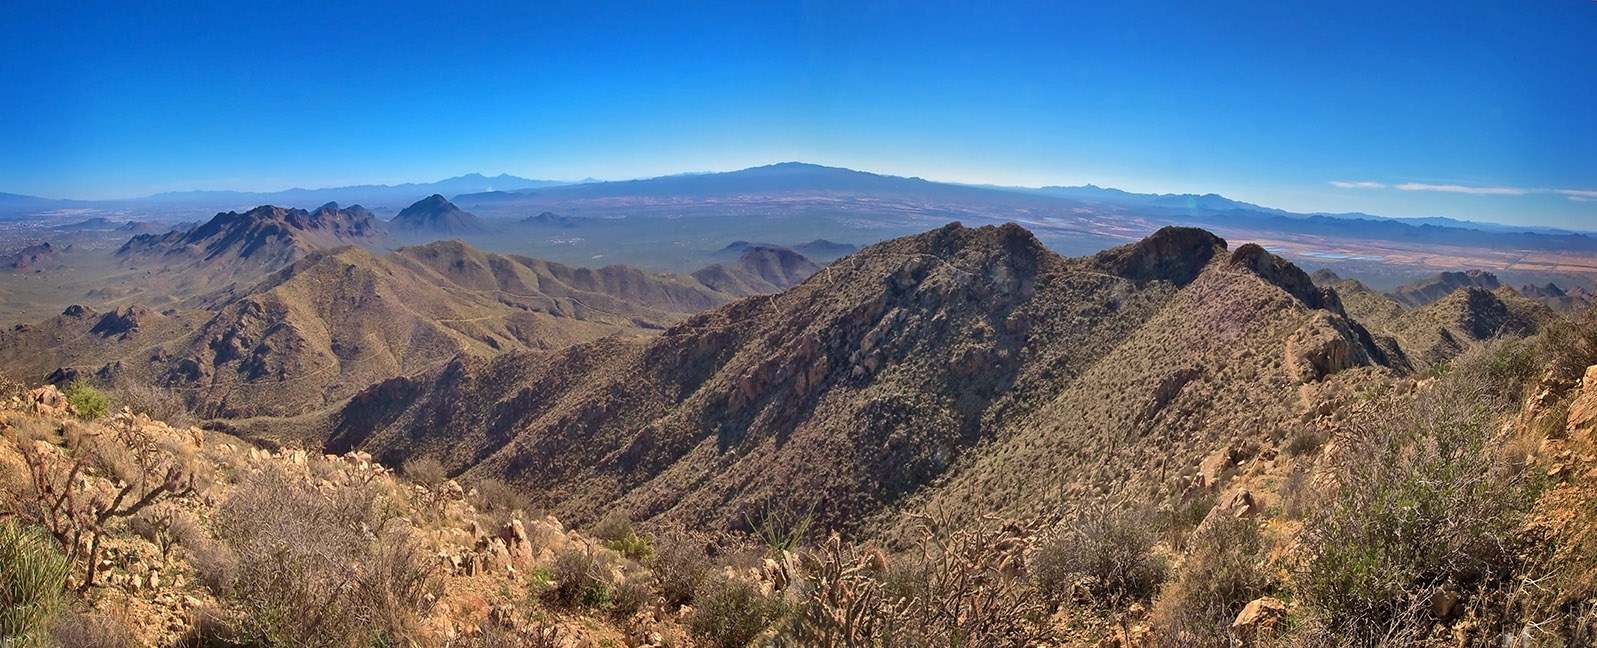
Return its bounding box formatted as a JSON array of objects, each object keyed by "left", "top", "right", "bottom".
[{"left": 2, "top": 1, "right": 1593, "bottom": 229}]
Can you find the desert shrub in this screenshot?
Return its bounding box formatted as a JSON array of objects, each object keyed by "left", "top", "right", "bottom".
[
  {"left": 592, "top": 510, "right": 634, "bottom": 542},
  {"left": 130, "top": 504, "right": 202, "bottom": 563},
  {"left": 112, "top": 380, "right": 193, "bottom": 428},
  {"left": 786, "top": 518, "right": 1054, "bottom": 647},
  {"left": 745, "top": 500, "right": 812, "bottom": 554},
  {"left": 1279, "top": 464, "right": 1315, "bottom": 520},
  {"left": 1033, "top": 500, "right": 1166, "bottom": 609},
  {"left": 215, "top": 464, "right": 433, "bottom": 647},
  {"left": 1542, "top": 303, "right": 1597, "bottom": 386},
  {"left": 690, "top": 576, "right": 781, "bottom": 648},
  {"left": 174, "top": 606, "right": 244, "bottom": 648},
  {"left": 1150, "top": 515, "right": 1272, "bottom": 646},
  {"left": 1158, "top": 492, "right": 1216, "bottom": 550},
  {"left": 63, "top": 380, "right": 110, "bottom": 421},
  {"left": 470, "top": 477, "right": 529, "bottom": 523},
  {"left": 611, "top": 572, "right": 653, "bottom": 620},
  {"left": 182, "top": 537, "right": 239, "bottom": 598},
  {"left": 654, "top": 531, "right": 712, "bottom": 607},
  {"left": 1296, "top": 348, "right": 1539, "bottom": 642},
  {"left": 592, "top": 510, "right": 655, "bottom": 562},
  {"left": 548, "top": 547, "right": 613, "bottom": 610},
  {"left": 1283, "top": 426, "right": 1326, "bottom": 457},
  {"left": 50, "top": 606, "right": 134, "bottom": 648},
  {"left": 9, "top": 413, "right": 199, "bottom": 590},
  {"left": 402, "top": 456, "right": 448, "bottom": 487},
  {"left": 0, "top": 520, "right": 71, "bottom": 646},
  {"left": 1449, "top": 338, "right": 1541, "bottom": 410}
]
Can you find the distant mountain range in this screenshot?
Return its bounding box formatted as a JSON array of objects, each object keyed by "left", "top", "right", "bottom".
[{"left": 3, "top": 163, "right": 1592, "bottom": 247}]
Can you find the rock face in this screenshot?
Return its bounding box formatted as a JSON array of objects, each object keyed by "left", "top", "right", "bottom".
[
  {"left": 90, "top": 305, "right": 158, "bottom": 338},
  {"left": 1568, "top": 366, "right": 1597, "bottom": 436},
  {"left": 1230, "top": 243, "right": 1341, "bottom": 312},
  {"left": 1231, "top": 596, "right": 1288, "bottom": 643},
  {"left": 115, "top": 203, "right": 393, "bottom": 289},
  {"left": 1092, "top": 226, "right": 1226, "bottom": 287}
]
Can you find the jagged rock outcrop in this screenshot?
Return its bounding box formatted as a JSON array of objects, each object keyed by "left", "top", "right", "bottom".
[{"left": 1092, "top": 226, "right": 1226, "bottom": 286}]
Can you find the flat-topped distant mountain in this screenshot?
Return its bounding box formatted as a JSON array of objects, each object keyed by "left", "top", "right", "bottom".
[
  {"left": 141, "top": 173, "right": 569, "bottom": 210},
  {"left": 716, "top": 239, "right": 858, "bottom": 262},
  {"left": 388, "top": 194, "right": 490, "bottom": 236}
]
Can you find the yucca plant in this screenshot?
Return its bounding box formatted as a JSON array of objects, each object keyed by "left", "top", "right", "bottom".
[{"left": 0, "top": 520, "right": 72, "bottom": 645}]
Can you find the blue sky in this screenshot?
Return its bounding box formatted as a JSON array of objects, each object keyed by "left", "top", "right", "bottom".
[{"left": 2, "top": 1, "right": 1593, "bottom": 228}]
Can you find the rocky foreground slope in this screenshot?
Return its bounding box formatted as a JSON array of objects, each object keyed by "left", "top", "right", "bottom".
[{"left": 4, "top": 309, "right": 1596, "bottom": 646}]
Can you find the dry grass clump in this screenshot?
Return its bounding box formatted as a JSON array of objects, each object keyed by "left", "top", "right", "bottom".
[
  {"left": 784, "top": 515, "right": 1054, "bottom": 647},
  {"left": 49, "top": 606, "right": 135, "bottom": 648},
  {"left": 1150, "top": 515, "right": 1274, "bottom": 646},
  {"left": 401, "top": 455, "right": 448, "bottom": 487},
  {"left": 470, "top": 477, "right": 530, "bottom": 525}
]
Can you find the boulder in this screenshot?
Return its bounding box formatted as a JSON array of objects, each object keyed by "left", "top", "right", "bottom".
[
  {"left": 1231, "top": 596, "right": 1288, "bottom": 644},
  {"left": 1568, "top": 366, "right": 1597, "bottom": 436},
  {"left": 1428, "top": 582, "right": 1462, "bottom": 620}
]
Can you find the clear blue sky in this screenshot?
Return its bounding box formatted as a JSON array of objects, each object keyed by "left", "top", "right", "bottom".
[{"left": 2, "top": 1, "right": 1593, "bottom": 228}]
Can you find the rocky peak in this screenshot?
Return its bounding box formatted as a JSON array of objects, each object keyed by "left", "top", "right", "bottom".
[
  {"left": 1230, "top": 243, "right": 1343, "bottom": 312},
  {"left": 1092, "top": 226, "right": 1226, "bottom": 286}
]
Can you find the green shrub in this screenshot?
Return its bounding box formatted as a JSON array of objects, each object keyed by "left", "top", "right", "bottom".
[
  {"left": 690, "top": 576, "right": 780, "bottom": 648},
  {"left": 64, "top": 380, "right": 110, "bottom": 421},
  {"left": 1296, "top": 347, "right": 1539, "bottom": 641},
  {"left": 547, "top": 548, "right": 613, "bottom": 611},
  {"left": 0, "top": 520, "right": 71, "bottom": 646},
  {"left": 593, "top": 511, "right": 655, "bottom": 562}
]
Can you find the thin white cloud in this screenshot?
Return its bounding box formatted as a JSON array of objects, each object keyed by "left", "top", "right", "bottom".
[
  {"left": 1394, "top": 182, "right": 1529, "bottom": 196},
  {"left": 1329, "top": 180, "right": 1597, "bottom": 204}
]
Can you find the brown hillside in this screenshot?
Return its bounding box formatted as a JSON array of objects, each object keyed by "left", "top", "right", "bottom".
[
  {"left": 1386, "top": 269, "right": 1501, "bottom": 308},
  {"left": 317, "top": 224, "right": 1405, "bottom": 539},
  {"left": 689, "top": 246, "right": 821, "bottom": 296},
  {"left": 0, "top": 241, "right": 739, "bottom": 422},
  {"left": 1385, "top": 286, "right": 1554, "bottom": 367}
]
